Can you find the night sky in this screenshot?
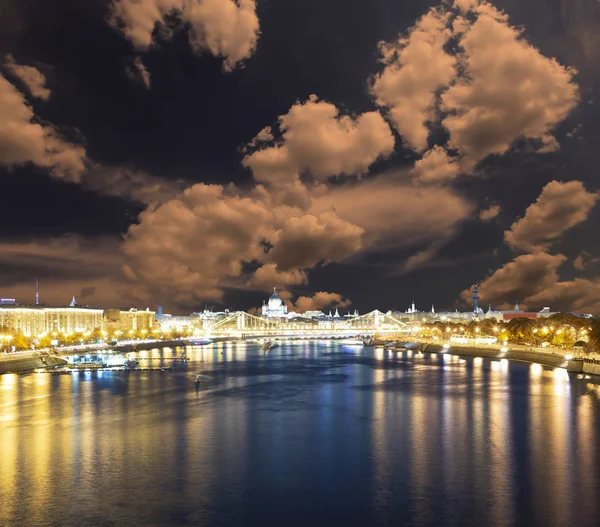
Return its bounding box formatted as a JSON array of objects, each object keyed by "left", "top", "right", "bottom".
[{"left": 0, "top": 0, "right": 599, "bottom": 314}]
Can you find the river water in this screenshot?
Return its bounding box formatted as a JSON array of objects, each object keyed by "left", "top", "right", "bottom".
[{"left": 1, "top": 340, "right": 600, "bottom": 527}]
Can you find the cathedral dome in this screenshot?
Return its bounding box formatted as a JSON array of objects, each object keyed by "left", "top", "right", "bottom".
[{"left": 269, "top": 290, "right": 281, "bottom": 301}]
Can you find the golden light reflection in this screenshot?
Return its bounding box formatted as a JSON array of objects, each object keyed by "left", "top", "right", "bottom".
[
  {"left": 575, "top": 394, "right": 599, "bottom": 525},
  {"left": 371, "top": 364, "right": 391, "bottom": 520},
  {"left": 0, "top": 378, "right": 19, "bottom": 523},
  {"left": 553, "top": 368, "right": 570, "bottom": 396},
  {"left": 0, "top": 373, "right": 17, "bottom": 387},
  {"left": 409, "top": 387, "right": 438, "bottom": 524},
  {"left": 530, "top": 363, "right": 543, "bottom": 377},
  {"left": 528, "top": 364, "right": 573, "bottom": 526},
  {"left": 488, "top": 355, "right": 514, "bottom": 525},
  {"left": 27, "top": 372, "right": 53, "bottom": 526}
]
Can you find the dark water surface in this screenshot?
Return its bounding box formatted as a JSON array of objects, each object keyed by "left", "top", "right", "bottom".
[{"left": 2, "top": 341, "right": 600, "bottom": 527}]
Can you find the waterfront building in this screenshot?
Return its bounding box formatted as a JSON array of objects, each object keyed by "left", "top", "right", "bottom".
[
  {"left": 104, "top": 308, "right": 156, "bottom": 333},
  {"left": 156, "top": 314, "right": 199, "bottom": 332},
  {"left": 261, "top": 288, "right": 288, "bottom": 317},
  {"left": 43, "top": 305, "right": 104, "bottom": 334},
  {"left": 0, "top": 302, "right": 104, "bottom": 336},
  {"left": 0, "top": 306, "right": 46, "bottom": 337},
  {"left": 0, "top": 296, "right": 160, "bottom": 337},
  {"left": 485, "top": 303, "right": 557, "bottom": 321},
  {"left": 156, "top": 307, "right": 234, "bottom": 332}
]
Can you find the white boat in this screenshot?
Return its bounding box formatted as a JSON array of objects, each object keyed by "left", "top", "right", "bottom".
[
  {"left": 0, "top": 350, "right": 67, "bottom": 374},
  {"left": 338, "top": 338, "right": 364, "bottom": 346}
]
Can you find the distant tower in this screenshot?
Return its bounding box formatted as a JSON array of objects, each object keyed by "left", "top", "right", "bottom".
[
  {"left": 35, "top": 278, "right": 39, "bottom": 305},
  {"left": 431, "top": 304, "right": 435, "bottom": 314},
  {"left": 472, "top": 284, "right": 480, "bottom": 313},
  {"left": 411, "top": 301, "right": 416, "bottom": 313},
  {"left": 70, "top": 296, "right": 77, "bottom": 307}
]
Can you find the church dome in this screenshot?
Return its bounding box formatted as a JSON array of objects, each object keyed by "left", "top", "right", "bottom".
[{"left": 269, "top": 287, "right": 281, "bottom": 301}]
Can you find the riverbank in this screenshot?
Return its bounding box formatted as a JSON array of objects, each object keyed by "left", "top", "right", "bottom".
[{"left": 420, "top": 342, "right": 569, "bottom": 369}]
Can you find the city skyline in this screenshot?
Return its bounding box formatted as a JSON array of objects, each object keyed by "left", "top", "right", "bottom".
[
  {"left": 0, "top": 278, "right": 585, "bottom": 319},
  {"left": 0, "top": 0, "right": 599, "bottom": 316}
]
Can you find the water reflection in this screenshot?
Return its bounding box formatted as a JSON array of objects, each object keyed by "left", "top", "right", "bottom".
[{"left": 1, "top": 345, "right": 600, "bottom": 527}]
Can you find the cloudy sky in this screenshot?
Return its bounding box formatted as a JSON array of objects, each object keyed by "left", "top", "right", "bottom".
[{"left": 0, "top": 0, "right": 599, "bottom": 314}]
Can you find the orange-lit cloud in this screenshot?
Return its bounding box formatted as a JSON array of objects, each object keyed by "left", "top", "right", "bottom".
[
  {"left": 110, "top": 0, "right": 260, "bottom": 71},
  {"left": 0, "top": 73, "right": 86, "bottom": 180},
  {"left": 370, "top": 6, "right": 456, "bottom": 152},
  {"left": 504, "top": 181, "right": 598, "bottom": 253},
  {"left": 244, "top": 96, "right": 395, "bottom": 190},
  {"left": 4, "top": 54, "right": 50, "bottom": 100},
  {"left": 372, "top": 1, "right": 579, "bottom": 173}
]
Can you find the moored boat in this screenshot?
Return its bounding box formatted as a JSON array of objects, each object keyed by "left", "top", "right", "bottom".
[
  {"left": 338, "top": 338, "right": 364, "bottom": 346},
  {"left": 0, "top": 350, "right": 68, "bottom": 374}
]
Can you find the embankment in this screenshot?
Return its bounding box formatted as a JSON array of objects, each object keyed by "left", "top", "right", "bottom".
[{"left": 422, "top": 343, "right": 568, "bottom": 368}]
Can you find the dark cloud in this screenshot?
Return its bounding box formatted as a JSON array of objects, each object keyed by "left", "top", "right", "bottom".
[
  {"left": 124, "top": 56, "right": 151, "bottom": 89},
  {"left": 0, "top": 236, "right": 130, "bottom": 307}
]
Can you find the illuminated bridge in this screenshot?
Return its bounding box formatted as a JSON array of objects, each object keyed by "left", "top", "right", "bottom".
[{"left": 199, "top": 310, "right": 409, "bottom": 339}]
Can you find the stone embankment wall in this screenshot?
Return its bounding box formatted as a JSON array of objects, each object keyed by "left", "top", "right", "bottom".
[
  {"left": 423, "top": 343, "right": 567, "bottom": 368},
  {"left": 567, "top": 360, "right": 600, "bottom": 376}
]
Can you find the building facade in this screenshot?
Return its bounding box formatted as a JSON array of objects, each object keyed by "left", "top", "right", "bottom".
[
  {"left": 104, "top": 308, "right": 156, "bottom": 333},
  {"left": 44, "top": 307, "right": 104, "bottom": 334},
  {"left": 1, "top": 303, "right": 157, "bottom": 337},
  {"left": 0, "top": 305, "right": 104, "bottom": 336},
  {"left": 0, "top": 307, "right": 46, "bottom": 337}
]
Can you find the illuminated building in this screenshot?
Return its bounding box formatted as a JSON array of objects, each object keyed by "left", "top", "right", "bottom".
[
  {"left": 155, "top": 314, "right": 198, "bottom": 332},
  {"left": 0, "top": 303, "right": 103, "bottom": 336},
  {"left": 261, "top": 288, "right": 288, "bottom": 317},
  {"left": 0, "top": 307, "right": 46, "bottom": 337},
  {"left": 104, "top": 308, "right": 156, "bottom": 333},
  {"left": 0, "top": 297, "right": 157, "bottom": 337},
  {"left": 42, "top": 306, "right": 104, "bottom": 333}
]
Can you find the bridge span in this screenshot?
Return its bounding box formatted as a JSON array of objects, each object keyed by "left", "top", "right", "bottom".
[{"left": 196, "top": 309, "right": 410, "bottom": 339}]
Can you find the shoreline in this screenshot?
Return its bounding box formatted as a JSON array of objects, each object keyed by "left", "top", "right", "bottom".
[
  {"left": 3, "top": 337, "right": 594, "bottom": 377},
  {"left": 419, "top": 342, "right": 569, "bottom": 369},
  {"left": 422, "top": 344, "right": 570, "bottom": 369}
]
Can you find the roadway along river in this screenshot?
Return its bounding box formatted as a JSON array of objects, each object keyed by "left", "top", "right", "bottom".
[{"left": 1, "top": 340, "right": 600, "bottom": 527}]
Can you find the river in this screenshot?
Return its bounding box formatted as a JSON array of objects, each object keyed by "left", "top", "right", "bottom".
[{"left": 1, "top": 340, "right": 600, "bottom": 527}]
